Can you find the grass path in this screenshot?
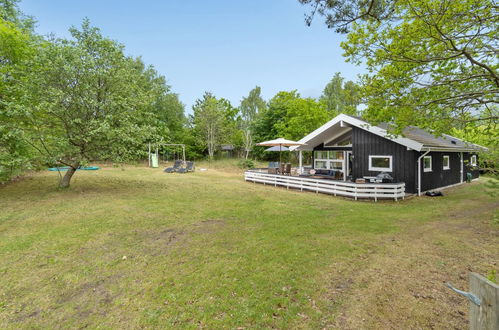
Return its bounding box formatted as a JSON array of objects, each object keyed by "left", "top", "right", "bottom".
[{"left": 0, "top": 165, "right": 497, "bottom": 328}]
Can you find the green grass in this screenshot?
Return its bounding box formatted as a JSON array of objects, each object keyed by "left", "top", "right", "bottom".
[{"left": 0, "top": 164, "right": 497, "bottom": 328}]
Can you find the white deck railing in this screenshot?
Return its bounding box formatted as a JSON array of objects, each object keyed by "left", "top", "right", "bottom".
[{"left": 244, "top": 170, "right": 405, "bottom": 201}]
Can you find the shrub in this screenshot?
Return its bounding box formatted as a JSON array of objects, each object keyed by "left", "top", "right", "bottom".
[{"left": 238, "top": 159, "right": 255, "bottom": 169}]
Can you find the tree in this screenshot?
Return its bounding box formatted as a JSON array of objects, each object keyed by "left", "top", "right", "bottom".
[
  {"left": 320, "top": 72, "right": 361, "bottom": 116},
  {"left": 239, "top": 86, "right": 266, "bottom": 159},
  {"left": 300, "top": 0, "right": 498, "bottom": 137},
  {"left": 0, "top": 2, "right": 37, "bottom": 181},
  {"left": 272, "top": 92, "right": 329, "bottom": 141},
  {"left": 253, "top": 91, "right": 329, "bottom": 142},
  {"left": 5, "top": 20, "right": 165, "bottom": 188},
  {"left": 0, "top": 0, "right": 34, "bottom": 30},
  {"left": 191, "top": 92, "right": 225, "bottom": 159}
]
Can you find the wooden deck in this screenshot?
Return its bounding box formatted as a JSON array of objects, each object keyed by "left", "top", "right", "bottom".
[{"left": 244, "top": 170, "right": 405, "bottom": 201}]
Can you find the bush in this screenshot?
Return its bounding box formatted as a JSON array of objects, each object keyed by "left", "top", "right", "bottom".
[{"left": 238, "top": 159, "right": 255, "bottom": 169}]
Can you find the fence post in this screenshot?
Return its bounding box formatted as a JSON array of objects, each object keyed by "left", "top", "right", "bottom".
[{"left": 469, "top": 272, "right": 499, "bottom": 330}]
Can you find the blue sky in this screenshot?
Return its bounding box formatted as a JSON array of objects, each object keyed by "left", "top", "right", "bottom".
[{"left": 19, "top": 0, "right": 365, "bottom": 112}]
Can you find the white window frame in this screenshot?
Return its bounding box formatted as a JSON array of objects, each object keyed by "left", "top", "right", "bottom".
[
  {"left": 313, "top": 151, "right": 346, "bottom": 175},
  {"left": 423, "top": 155, "right": 432, "bottom": 172},
  {"left": 470, "top": 155, "right": 477, "bottom": 166},
  {"left": 443, "top": 155, "right": 450, "bottom": 170},
  {"left": 368, "top": 155, "right": 393, "bottom": 172}
]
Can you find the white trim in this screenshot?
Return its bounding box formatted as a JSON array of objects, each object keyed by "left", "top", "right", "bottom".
[
  {"left": 442, "top": 134, "right": 489, "bottom": 151},
  {"left": 290, "top": 113, "right": 483, "bottom": 153},
  {"left": 423, "top": 155, "right": 432, "bottom": 172},
  {"left": 313, "top": 150, "right": 345, "bottom": 172},
  {"left": 245, "top": 170, "right": 405, "bottom": 201},
  {"left": 460, "top": 152, "right": 463, "bottom": 183},
  {"left": 291, "top": 114, "right": 424, "bottom": 151},
  {"left": 298, "top": 150, "right": 303, "bottom": 174},
  {"left": 421, "top": 147, "right": 480, "bottom": 152},
  {"left": 368, "top": 155, "right": 393, "bottom": 172},
  {"left": 443, "top": 155, "right": 450, "bottom": 170},
  {"left": 323, "top": 128, "right": 352, "bottom": 146},
  {"left": 470, "top": 155, "right": 477, "bottom": 166},
  {"left": 417, "top": 150, "right": 431, "bottom": 196}
]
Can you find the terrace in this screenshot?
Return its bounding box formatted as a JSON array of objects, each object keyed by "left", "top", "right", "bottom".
[{"left": 244, "top": 168, "right": 406, "bottom": 201}]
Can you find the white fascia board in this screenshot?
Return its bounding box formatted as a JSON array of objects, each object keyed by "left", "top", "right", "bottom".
[
  {"left": 337, "top": 114, "right": 424, "bottom": 151},
  {"left": 323, "top": 128, "right": 352, "bottom": 146},
  {"left": 290, "top": 114, "right": 425, "bottom": 151},
  {"left": 420, "top": 147, "right": 482, "bottom": 152},
  {"left": 441, "top": 134, "right": 489, "bottom": 151},
  {"left": 290, "top": 115, "right": 344, "bottom": 151}
]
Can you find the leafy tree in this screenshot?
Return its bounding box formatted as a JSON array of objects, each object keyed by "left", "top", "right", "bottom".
[
  {"left": 252, "top": 91, "right": 329, "bottom": 161},
  {"left": 273, "top": 92, "right": 329, "bottom": 140},
  {"left": 451, "top": 124, "right": 499, "bottom": 175},
  {"left": 0, "top": 0, "right": 34, "bottom": 30},
  {"left": 191, "top": 92, "right": 226, "bottom": 159},
  {"left": 5, "top": 20, "right": 165, "bottom": 187},
  {"left": 239, "top": 86, "right": 266, "bottom": 159},
  {"left": 219, "top": 97, "right": 244, "bottom": 155},
  {"left": 0, "top": 5, "right": 37, "bottom": 181},
  {"left": 253, "top": 91, "right": 329, "bottom": 143},
  {"left": 300, "top": 0, "right": 498, "bottom": 135},
  {"left": 320, "top": 72, "right": 360, "bottom": 115},
  {"left": 342, "top": 80, "right": 361, "bottom": 115}
]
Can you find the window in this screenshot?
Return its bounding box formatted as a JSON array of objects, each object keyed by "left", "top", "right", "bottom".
[
  {"left": 470, "top": 155, "right": 477, "bottom": 166},
  {"left": 314, "top": 151, "right": 345, "bottom": 174},
  {"left": 423, "top": 156, "right": 432, "bottom": 172},
  {"left": 368, "top": 155, "right": 392, "bottom": 172},
  {"left": 315, "top": 160, "right": 328, "bottom": 169},
  {"left": 443, "top": 155, "right": 450, "bottom": 170}
]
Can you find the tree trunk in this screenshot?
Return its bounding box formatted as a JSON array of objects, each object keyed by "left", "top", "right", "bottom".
[
  {"left": 243, "top": 129, "right": 252, "bottom": 160},
  {"left": 59, "top": 163, "right": 79, "bottom": 188}
]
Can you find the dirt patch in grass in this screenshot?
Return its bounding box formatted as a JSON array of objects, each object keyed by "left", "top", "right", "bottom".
[
  {"left": 57, "top": 275, "right": 121, "bottom": 306},
  {"left": 191, "top": 219, "right": 226, "bottom": 234},
  {"left": 138, "top": 228, "right": 186, "bottom": 256},
  {"left": 137, "top": 219, "right": 226, "bottom": 257}
]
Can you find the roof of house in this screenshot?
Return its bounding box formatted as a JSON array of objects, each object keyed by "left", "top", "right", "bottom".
[{"left": 291, "top": 114, "right": 487, "bottom": 152}]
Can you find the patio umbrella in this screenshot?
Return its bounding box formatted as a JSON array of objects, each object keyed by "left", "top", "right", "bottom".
[
  {"left": 265, "top": 146, "right": 290, "bottom": 152},
  {"left": 256, "top": 138, "right": 305, "bottom": 166}
]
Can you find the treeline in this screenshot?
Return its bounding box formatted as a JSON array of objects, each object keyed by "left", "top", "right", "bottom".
[
  {"left": 0, "top": 1, "right": 361, "bottom": 187},
  {"left": 188, "top": 74, "right": 360, "bottom": 161}
]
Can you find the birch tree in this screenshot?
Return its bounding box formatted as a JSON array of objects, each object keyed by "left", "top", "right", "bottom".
[
  {"left": 192, "top": 92, "right": 224, "bottom": 159},
  {"left": 239, "top": 86, "right": 266, "bottom": 159}
]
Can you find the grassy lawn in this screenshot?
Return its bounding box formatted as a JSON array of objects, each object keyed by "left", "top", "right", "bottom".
[{"left": 0, "top": 162, "right": 498, "bottom": 329}]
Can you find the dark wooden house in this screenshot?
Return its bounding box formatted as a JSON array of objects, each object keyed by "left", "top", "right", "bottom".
[{"left": 293, "top": 114, "right": 486, "bottom": 195}]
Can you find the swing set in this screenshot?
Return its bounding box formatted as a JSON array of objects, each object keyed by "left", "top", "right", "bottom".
[{"left": 147, "top": 143, "right": 186, "bottom": 168}]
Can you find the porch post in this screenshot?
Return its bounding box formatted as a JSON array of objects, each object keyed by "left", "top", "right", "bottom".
[
  {"left": 343, "top": 151, "right": 347, "bottom": 181},
  {"left": 460, "top": 152, "right": 463, "bottom": 183},
  {"left": 299, "top": 150, "right": 303, "bottom": 174}
]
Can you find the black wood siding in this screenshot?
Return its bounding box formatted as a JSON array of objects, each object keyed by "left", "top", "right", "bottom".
[
  {"left": 463, "top": 152, "right": 480, "bottom": 180},
  {"left": 351, "top": 127, "right": 418, "bottom": 193},
  {"left": 418, "top": 152, "right": 480, "bottom": 191},
  {"left": 313, "top": 127, "right": 480, "bottom": 194},
  {"left": 419, "top": 152, "right": 462, "bottom": 191}
]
